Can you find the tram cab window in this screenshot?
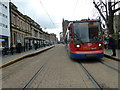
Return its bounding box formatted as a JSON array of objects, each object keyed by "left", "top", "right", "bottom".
[
  {"left": 89, "top": 22, "right": 102, "bottom": 42},
  {"left": 73, "top": 22, "right": 102, "bottom": 43}
]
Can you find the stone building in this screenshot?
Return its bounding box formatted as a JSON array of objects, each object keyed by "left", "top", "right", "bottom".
[
  {"left": 50, "top": 33, "right": 57, "bottom": 44},
  {"left": 10, "top": 2, "right": 31, "bottom": 48},
  {"left": 59, "top": 32, "right": 63, "bottom": 42},
  {"left": 10, "top": 2, "right": 45, "bottom": 49},
  {"left": 62, "top": 19, "right": 70, "bottom": 40},
  {"left": 10, "top": 2, "right": 57, "bottom": 50}
]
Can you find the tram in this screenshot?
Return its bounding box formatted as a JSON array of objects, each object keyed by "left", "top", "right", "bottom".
[{"left": 65, "top": 19, "right": 104, "bottom": 59}]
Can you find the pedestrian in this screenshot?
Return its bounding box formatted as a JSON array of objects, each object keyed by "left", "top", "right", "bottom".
[
  {"left": 104, "top": 38, "right": 109, "bottom": 49},
  {"left": 3, "top": 46, "right": 8, "bottom": 55},
  {"left": 34, "top": 43, "right": 37, "bottom": 50},
  {"left": 17, "top": 43, "right": 21, "bottom": 53},
  {"left": 10, "top": 44, "right": 14, "bottom": 55},
  {"left": 108, "top": 34, "right": 116, "bottom": 56}
]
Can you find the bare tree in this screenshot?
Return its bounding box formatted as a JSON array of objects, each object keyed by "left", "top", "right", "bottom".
[{"left": 93, "top": 0, "right": 120, "bottom": 34}]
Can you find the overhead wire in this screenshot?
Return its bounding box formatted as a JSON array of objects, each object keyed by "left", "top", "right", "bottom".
[{"left": 39, "top": 0, "right": 56, "bottom": 28}]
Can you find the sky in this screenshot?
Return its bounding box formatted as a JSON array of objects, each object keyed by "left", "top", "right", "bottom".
[{"left": 11, "top": 0, "right": 100, "bottom": 40}]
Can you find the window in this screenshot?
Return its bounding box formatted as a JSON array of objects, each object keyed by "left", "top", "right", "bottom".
[
  {"left": 5, "top": 6, "right": 7, "bottom": 9},
  {"left": 3, "top": 24, "right": 5, "bottom": 27},
  {"left": 13, "top": 14, "right": 16, "bottom": 25},
  {"left": 2, "top": 4, "right": 7, "bottom": 9},
  {"left": 2, "top": 4, "right": 5, "bottom": 7},
  {"left": 3, "top": 14, "right": 5, "bottom": 17},
  {"left": 2, "top": 24, "right": 8, "bottom": 28},
  {"left": 0, "top": 23, "right": 2, "bottom": 26},
  {"left": 0, "top": 2, "right": 2, "bottom": 6},
  {"left": 6, "top": 25, "right": 8, "bottom": 28},
  {"left": 0, "top": 12, "right": 2, "bottom": 16},
  {"left": 17, "top": 17, "right": 20, "bottom": 26},
  {"left": 3, "top": 14, "right": 7, "bottom": 18}
]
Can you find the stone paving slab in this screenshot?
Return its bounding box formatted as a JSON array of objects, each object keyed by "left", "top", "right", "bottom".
[
  {"left": 104, "top": 49, "right": 119, "bottom": 60},
  {"left": 1, "top": 45, "right": 54, "bottom": 68}
]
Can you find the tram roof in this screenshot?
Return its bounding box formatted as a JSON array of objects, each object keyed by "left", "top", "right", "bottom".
[{"left": 71, "top": 19, "right": 100, "bottom": 23}]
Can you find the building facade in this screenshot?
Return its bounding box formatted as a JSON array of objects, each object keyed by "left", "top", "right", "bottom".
[
  {"left": 50, "top": 33, "right": 57, "bottom": 44},
  {"left": 10, "top": 2, "right": 57, "bottom": 50},
  {"left": 62, "top": 19, "right": 71, "bottom": 40},
  {"left": 0, "top": 1, "right": 10, "bottom": 48},
  {"left": 59, "top": 32, "right": 63, "bottom": 42}
]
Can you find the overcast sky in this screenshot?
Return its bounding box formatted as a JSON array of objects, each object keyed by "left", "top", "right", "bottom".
[{"left": 11, "top": 0, "right": 100, "bottom": 40}]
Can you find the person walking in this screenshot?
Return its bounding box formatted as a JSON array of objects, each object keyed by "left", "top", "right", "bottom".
[
  {"left": 3, "top": 46, "right": 8, "bottom": 55},
  {"left": 104, "top": 38, "right": 109, "bottom": 49},
  {"left": 34, "top": 43, "right": 37, "bottom": 50},
  {"left": 17, "top": 43, "right": 21, "bottom": 53},
  {"left": 108, "top": 34, "right": 116, "bottom": 56},
  {"left": 10, "top": 44, "right": 14, "bottom": 55}
]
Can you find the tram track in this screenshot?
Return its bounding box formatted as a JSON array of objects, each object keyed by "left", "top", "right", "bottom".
[
  {"left": 22, "top": 61, "right": 47, "bottom": 89},
  {"left": 2, "top": 46, "right": 56, "bottom": 88},
  {"left": 79, "top": 57, "right": 118, "bottom": 88},
  {"left": 98, "top": 59, "right": 120, "bottom": 73},
  {"left": 104, "top": 54, "right": 120, "bottom": 62},
  {"left": 2, "top": 46, "right": 55, "bottom": 79},
  {"left": 79, "top": 62, "right": 103, "bottom": 90},
  {"left": 21, "top": 47, "right": 58, "bottom": 89}
]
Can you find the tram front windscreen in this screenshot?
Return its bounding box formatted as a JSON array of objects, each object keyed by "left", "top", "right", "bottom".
[{"left": 73, "top": 22, "right": 103, "bottom": 43}]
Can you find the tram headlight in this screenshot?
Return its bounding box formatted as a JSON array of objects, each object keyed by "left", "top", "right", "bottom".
[
  {"left": 75, "top": 44, "right": 81, "bottom": 48},
  {"left": 98, "top": 43, "right": 102, "bottom": 47}
]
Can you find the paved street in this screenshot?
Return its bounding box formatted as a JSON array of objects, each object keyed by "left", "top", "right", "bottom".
[
  {"left": 2, "top": 46, "right": 53, "bottom": 65},
  {"left": 1, "top": 1, "right": 120, "bottom": 89},
  {"left": 104, "top": 49, "right": 119, "bottom": 59},
  {"left": 2, "top": 44, "right": 118, "bottom": 88}
]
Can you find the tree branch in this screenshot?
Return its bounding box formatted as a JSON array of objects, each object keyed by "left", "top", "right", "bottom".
[
  {"left": 113, "top": 7, "right": 120, "bottom": 13},
  {"left": 93, "top": 1, "right": 107, "bottom": 23},
  {"left": 111, "top": 1, "right": 120, "bottom": 8},
  {"left": 102, "top": 1, "right": 108, "bottom": 20}
]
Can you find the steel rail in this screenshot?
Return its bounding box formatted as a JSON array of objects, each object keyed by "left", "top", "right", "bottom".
[
  {"left": 2, "top": 46, "right": 54, "bottom": 81},
  {"left": 22, "top": 61, "right": 48, "bottom": 89},
  {"left": 79, "top": 62, "right": 103, "bottom": 90},
  {"left": 98, "top": 60, "right": 120, "bottom": 73},
  {"left": 104, "top": 55, "right": 120, "bottom": 62}
]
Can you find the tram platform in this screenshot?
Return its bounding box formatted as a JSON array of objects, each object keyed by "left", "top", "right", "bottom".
[
  {"left": 1, "top": 45, "right": 54, "bottom": 68},
  {"left": 104, "top": 49, "right": 119, "bottom": 60}
]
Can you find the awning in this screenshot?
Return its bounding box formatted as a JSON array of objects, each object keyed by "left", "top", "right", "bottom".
[{"left": 24, "top": 36, "right": 45, "bottom": 40}]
